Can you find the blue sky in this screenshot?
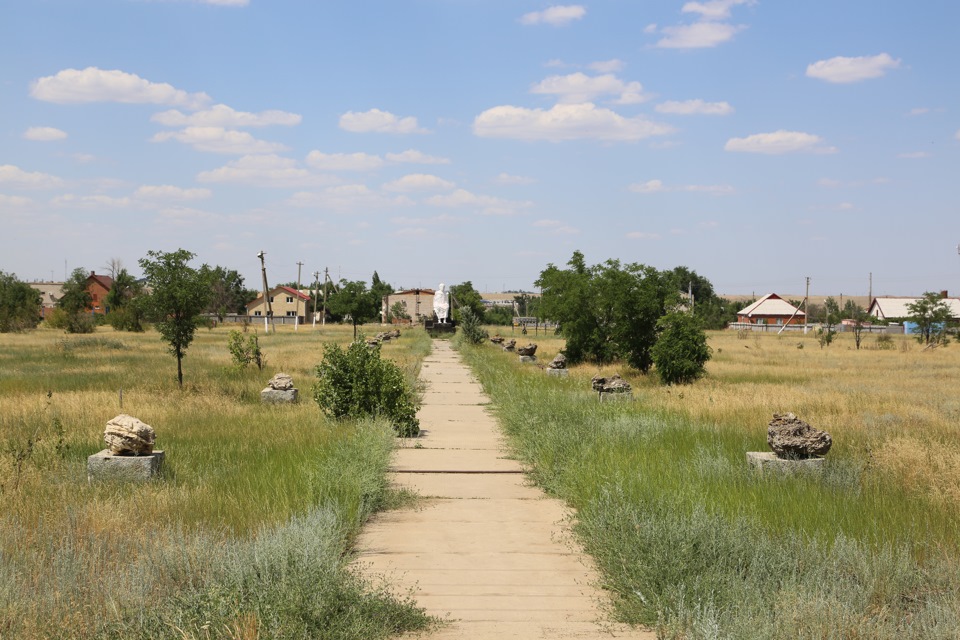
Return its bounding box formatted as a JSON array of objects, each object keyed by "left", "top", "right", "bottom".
[{"left": 2, "top": 0, "right": 958, "bottom": 297}]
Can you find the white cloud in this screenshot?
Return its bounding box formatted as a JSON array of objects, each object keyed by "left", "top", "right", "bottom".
[
  {"left": 519, "top": 5, "right": 586, "bottom": 26},
  {"left": 626, "top": 231, "right": 661, "bottom": 240},
  {"left": 588, "top": 59, "right": 624, "bottom": 73},
  {"left": 474, "top": 102, "right": 674, "bottom": 142},
  {"left": 655, "top": 22, "right": 744, "bottom": 48},
  {"left": 644, "top": 23, "right": 658, "bottom": 34},
  {"left": 0, "top": 194, "right": 34, "bottom": 208},
  {"left": 382, "top": 174, "right": 455, "bottom": 192},
  {"left": 0, "top": 164, "right": 65, "bottom": 190},
  {"left": 426, "top": 189, "right": 531, "bottom": 216},
  {"left": 907, "top": 107, "right": 930, "bottom": 116},
  {"left": 51, "top": 194, "right": 132, "bottom": 208},
  {"left": 385, "top": 149, "right": 451, "bottom": 165},
  {"left": 494, "top": 172, "right": 535, "bottom": 185},
  {"left": 391, "top": 214, "right": 461, "bottom": 225},
  {"left": 681, "top": 0, "right": 753, "bottom": 20},
  {"left": 898, "top": 151, "right": 930, "bottom": 159},
  {"left": 955, "top": 129, "right": 960, "bottom": 142},
  {"left": 31, "top": 67, "right": 210, "bottom": 110},
  {"left": 151, "top": 104, "right": 301, "bottom": 127},
  {"left": 339, "top": 109, "right": 427, "bottom": 134},
  {"left": 151, "top": 127, "right": 287, "bottom": 154},
  {"left": 725, "top": 130, "right": 837, "bottom": 154},
  {"left": 197, "top": 154, "right": 336, "bottom": 188},
  {"left": 629, "top": 179, "right": 734, "bottom": 194},
  {"left": 306, "top": 151, "right": 384, "bottom": 171},
  {"left": 285, "top": 186, "right": 414, "bottom": 212},
  {"left": 531, "top": 73, "right": 648, "bottom": 105},
  {"left": 134, "top": 185, "right": 212, "bottom": 200},
  {"left": 806, "top": 53, "right": 901, "bottom": 84},
  {"left": 23, "top": 126, "right": 67, "bottom": 141},
  {"left": 533, "top": 219, "right": 579, "bottom": 235},
  {"left": 73, "top": 153, "right": 96, "bottom": 164},
  {"left": 655, "top": 99, "right": 733, "bottom": 115}
]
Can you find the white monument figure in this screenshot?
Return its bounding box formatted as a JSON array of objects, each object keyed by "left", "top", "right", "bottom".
[{"left": 433, "top": 283, "right": 450, "bottom": 323}]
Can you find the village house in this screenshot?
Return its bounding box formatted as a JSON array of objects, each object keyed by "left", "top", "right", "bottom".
[
  {"left": 736, "top": 293, "right": 805, "bottom": 326},
  {"left": 86, "top": 272, "right": 113, "bottom": 315},
  {"left": 246, "top": 286, "right": 311, "bottom": 321},
  {"left": 868, "top": 293, "right": 960, "bottom": 321},
  {"left": 30, "top": 281, "right": 64, "bottom": 320},
  {"left": 381, "top": 288, "right": 435, "bottom": 324}
]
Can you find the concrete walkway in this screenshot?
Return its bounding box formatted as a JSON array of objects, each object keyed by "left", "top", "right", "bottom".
[{"left": 354, "top": 341, "right": 654, "bottom": 639}]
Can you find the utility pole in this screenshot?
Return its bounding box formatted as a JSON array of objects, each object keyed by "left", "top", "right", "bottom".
[
  {"left": 322, "top": 267, "right": 329, "bottom": 326},
  {"left": 868, "top": 272, "right": 873, "bottom": 305},
  {"left": 257, "top": 251, "right": 272, "bottom": 333},
  {"left": 294, "top": 261, "right": 303, "bottom": 331},
  {"left": 312, "top": 271, "right": 320, "bottom": 328},
  {"left": 804, "top": 276, "right": 810, "bottom": 334}
]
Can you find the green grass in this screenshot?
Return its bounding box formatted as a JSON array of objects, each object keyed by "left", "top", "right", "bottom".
[
  {"left": 0, "top": 323, "right": 435, "bottom": 639},
  {"left": 460, "top": 341, "right": 960, "bottom": 639}
]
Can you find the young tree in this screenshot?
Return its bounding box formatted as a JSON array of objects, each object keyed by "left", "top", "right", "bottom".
[
  {"left": 0, "top": 272, "right": 41, "bottom": 332},
  {"left": 845, "top": 302, "right": 869, "bottom": 350},
  {"left": 652, "top": 311, "right": 712, "bottom": 384},
  {"left": 139, "top": 249, "right": 212, "bottom": 387},
  {"left": 907, "top": 292, "right": 952, "bottom": 345},
  {"left": 57, "top": 268, "right": 95, "bottom": 333},
  {"left": 328, "top": 279, "right": 378, "bottom": 339},
  {"left": 106, "top": 267, "right": 144, "bottom": 331}
]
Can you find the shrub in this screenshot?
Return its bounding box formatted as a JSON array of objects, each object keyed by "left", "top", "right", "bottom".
[
  {"left": 66, "top": 313, "right": 96, "bottom": 334},
  {"left": 455, "top": 306, "right": 488, "bottom": 345},
  {"left": 227, "top": 329, "right": 266, "bottom": 370},
  {"left": 651, "top": 311, "right": 711, "bottom": 385},
  {"left": 314, "top": 337, "right": 420, "bottom": 437},
  {"left": 107, "top": 306, "right": 144, "bottom": 332},
  {"left": 875, "top": 333, "right": 894, "bottom": 350}
]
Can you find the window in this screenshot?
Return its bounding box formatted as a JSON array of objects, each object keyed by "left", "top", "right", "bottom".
[
  {"left": 269, "top": 296, "right": 274, "bottom": 303},
  {"left": 254, "top": 311, "right": 262, "bottom": 316},
  {"left": 286, "top": 296, "right": 294, "bottom": 303},
  {"left": 286, "top": 311, "right": 296, "bottom": 317}
]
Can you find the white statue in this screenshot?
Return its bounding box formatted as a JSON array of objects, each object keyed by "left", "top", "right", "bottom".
[{"left": 433, "top": 283, "right": 450, "bottom": 323}]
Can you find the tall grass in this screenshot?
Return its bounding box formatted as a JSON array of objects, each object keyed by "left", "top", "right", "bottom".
[
  {"left": 0, "top": 323, "right": 433, "bottom": 639},
  {"left": 461, "top": 331, "right": 960, "bottom": 638}
]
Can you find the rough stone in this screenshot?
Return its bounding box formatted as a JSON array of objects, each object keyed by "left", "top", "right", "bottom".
[
  {"left": 502, "top": 339, "right": 516, "bottom": 352},
  {"left": 547, "top": 353, "right": 567, "bottom": 369},
  {"left": 267, "top": 372, "right": 294, "bottom": 391},
  {"left": 88, "top": 449, "right": 164, "bottom": 482},
  {"left": 490, "top": 335, "right": 504, "bottom": 345},
  {"left": 591, "top": 374, "right": 631, "bottom": 395},
  {"left": 261, "top": 388, "right": 299, "bottom": 404},
  {"left": 517, "top": 343, "right": 538, "bottom": 357},
  {"left": 767, "top": 413, "right": 832, "bottom": 458},
  {"left": 103, "top": 414, "right": 155, "bottom": 455}
]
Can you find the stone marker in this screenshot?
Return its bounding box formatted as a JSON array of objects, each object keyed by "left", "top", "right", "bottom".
[
  {"left": 517, "top": 343, "right": 537, "bottom": 357},
  {"left": 592, "top": 374, "right": 632, "bottom": 400},
  {"left": 546, "top": 352, "right": 569, "bottom": 376},
  {"left": 490, "top": 335, "right": 504, "bottom": 345},
  {"left": 747, "top": 412, "right": 831, "bottom": 475},
  {"left": 746, "top": 451, "right": 825, "bottom": 474},
  {"left": 502, "top": 339, "right": 516, "bottom": 352},
  {"left": 89, "top": 414, "right": 163, "bottom": 481},
  {"left": 261, "top": 372, "right": 298, "bottom": 403}
]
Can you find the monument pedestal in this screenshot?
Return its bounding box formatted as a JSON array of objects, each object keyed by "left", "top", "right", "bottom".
[
  {"left": 746, "top": 451, "right": 824, "bottom": 475},
  {"left": 599, "top": 391, "right": 632, "bottom": 402},
  {"left": 519, "top": 355, "right": 537, "bottom": 363},
  {"left": 546, "top": 368, "right": 569, "bottom": 377},
  {"left": 261, "top": 388, "right": 299, "bottom": 404},
  {"left": 88, "top": 450, "right": 164, "bottom": 482}
]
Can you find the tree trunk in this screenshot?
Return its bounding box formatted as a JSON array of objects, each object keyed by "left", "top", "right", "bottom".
[{"left": 177, "top": 351, "right": 183, "bottom": 388}]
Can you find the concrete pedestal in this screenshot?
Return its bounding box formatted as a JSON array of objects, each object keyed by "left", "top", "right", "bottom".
[
  {"left": 546, "top": 368, "right": 569, "bottom": 377},
  {"left": 502, "top": 347, "right": 515, "bottom": 353},
  {"left": 519, "top": 355, "right": 537, "bottom": 363},
  {"left": 746, "top": 451, "right": 824, "bottom": 475},
  {"left": 599, "top": 391, "right": 632, "bottom": 402},
  {"left": 88, "top": 450, "right": 164, "bottom": 482},
  {"left": 261, "top": 388, "right": 299, "bottom": 404}
]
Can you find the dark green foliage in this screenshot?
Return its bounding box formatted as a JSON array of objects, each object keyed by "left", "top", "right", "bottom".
[
  {"left": 314, "top": 339, "right": 420, "bottom": 437},
  {"left": 536, "top": 251, "right": 671, "bottom": 371},
  {"left": 449, "top": 281, "right": 485, "bottom": 323},
  {"left": 227, "top": 329, "right": 266, "bottom": 370},
  {"left": 105, "top": 268, "right": 144, "bottom": 331},
  {"left": 0, "top": 272, "right": 41, "bottom": 332},
  {"left": 57, "top": 268, "right": 94, "bottom": 333},
  {"left": 907, "top": 291, "right": 952, "bottom": 345},
  {"left": 201, "top": 265, "right": 258, "bottom": 320},
  {"left": 329, "top": 280, "right": 379, "bottom": 339},
  {"left": 651, "top": 312, "right": 711, "bottom": 384},
  {"left": 483, "top": 305, "right": 514, "bottom": 325},
  {"left": 138, "top": 249, "right": 212, "bottom": 387},
  {"left": 455, "top": 307, "right": 488, "bottom": 345},
  {"left": 370, "top": 271, "right": 394, "bottom": 304}
]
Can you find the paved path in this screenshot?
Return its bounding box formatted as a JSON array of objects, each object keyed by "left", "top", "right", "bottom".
[{"left": 354, "top": 341, "right": 654, "bottom": 639}]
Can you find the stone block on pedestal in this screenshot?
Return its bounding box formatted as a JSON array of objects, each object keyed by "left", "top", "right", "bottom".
[
  {"left": 88, "top": 450, "right": 164, "bottom": 482},
  {"left": 519, "top": 355, "right": 537, "bottom": 363},
  {"left": 261, "top": 388, "right": 299, "bottom": 404},
  {"left": 546, "top": 368, "right": 569, "bottom": 377},
  {"left": 599, "top": 391, "right": 632, "bottom": 402}
]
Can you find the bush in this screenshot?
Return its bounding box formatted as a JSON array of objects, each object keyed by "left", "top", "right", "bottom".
[
  {"left": 107, "top": 306, "right": 144, "bottom": 332},
  {"left": 455, "top": 306, "right": 488, "bottom": 345},
  {"left": 66, "top": 313, "right": 96, "bottom": 334},
  {"left": 227, "top": 329, "right": 266, "bottom": 370},
  {"left": 651, "top": 311, "right": 711, "bottom": 385},
  {"left": 314, "top": 337, "right": 420, "bottom": 437}
]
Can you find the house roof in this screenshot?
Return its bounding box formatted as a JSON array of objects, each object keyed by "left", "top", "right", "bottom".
[
  {"left": 737, "top": 293, "right": 805, "bottom": 318},
  {"left": 86, "top": 272, "right": 113, "bottom": 291},
  {"left": 391, "top": 288, "right": 436, "bottom": 296},
  {"left": 247, "top": 285, "right": 311, "bottom": 306},
  {"left": 868, "top": 296, "right": 960, "bottom": 320}
]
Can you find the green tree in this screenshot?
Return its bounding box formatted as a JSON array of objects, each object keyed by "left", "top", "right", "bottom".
[
  {"left": 845, "top": 302, "right": 870, "bottom": 350},
  {"left": 449, "top": 281, "right": 485, "bottom": 323},
  {"left": 328, "top": 279, "right": 378, "bottom": 339},
  {"left": 106, "top": 268, "right": 144, "bottom": 331},
  {"left": 652, "top": 311, "right": 712, "bottom": 384},
  {"left": 455, "top": 307, "right": 488, "bottom": 345},
  {"left": 57, "top": 268, "right": 95, "bottom": 333},
  {"left": 907, "top": 292, "right": 952, "bottom": 345},
  {"left": 483, "top": 306, "right": 514, "bottom": 325},
  {"left": 201, "top": 265, "right": 258, "bottom": 320},
  {"left": 139, "top": 249, "right": 212, "bottom": 387},
  {"left": 370, "top": 271, "right": 394, "bottom": 303},
  {"left": 0, "top": 272, "right": 42, "bottom": 332}
]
